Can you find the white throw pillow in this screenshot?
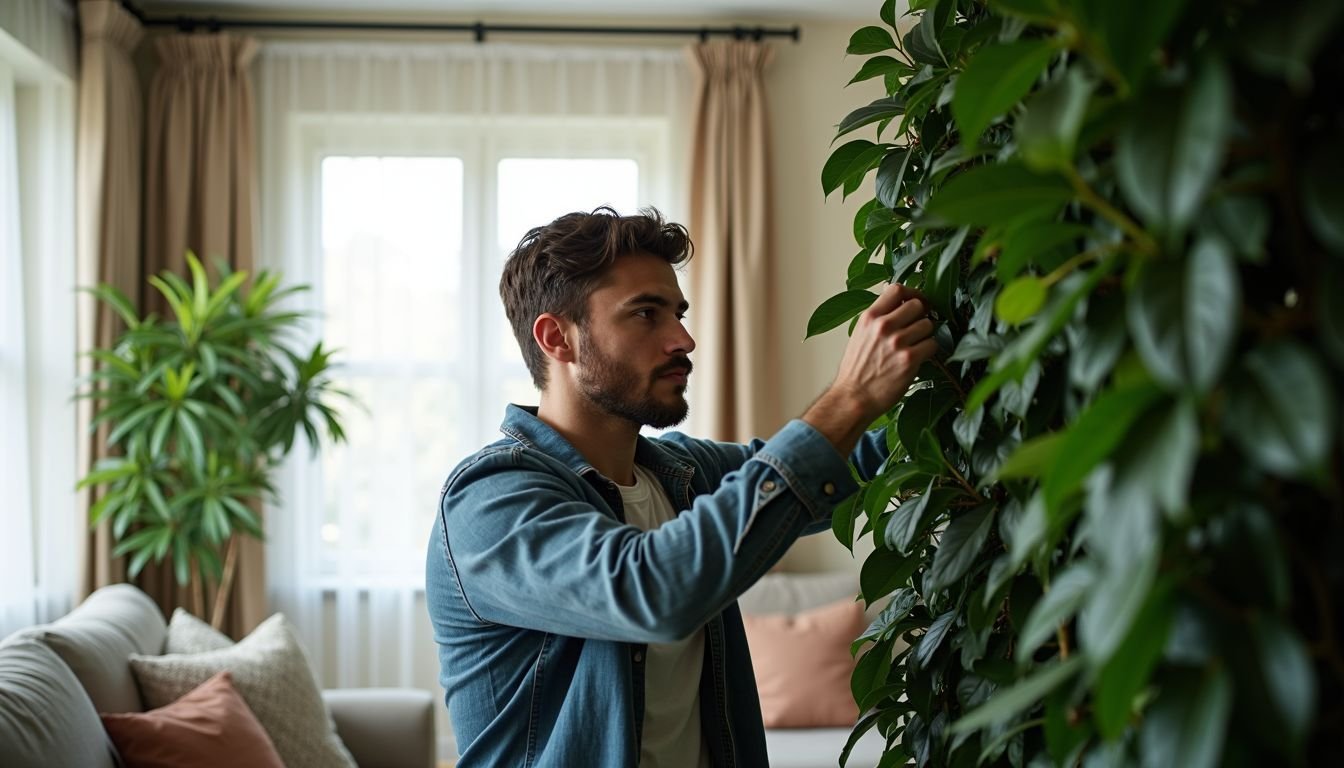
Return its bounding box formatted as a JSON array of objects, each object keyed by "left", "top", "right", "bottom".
[{"left": 129, "top": 613, "right": 356, "bottom": 768}]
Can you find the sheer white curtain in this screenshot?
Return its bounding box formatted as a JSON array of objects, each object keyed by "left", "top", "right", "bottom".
[
  {"left": 255, "top": 40, "right": 690, "bottom": 758},
  {"left": 0, "top": 0, "right": 78, "bottom": 636}
]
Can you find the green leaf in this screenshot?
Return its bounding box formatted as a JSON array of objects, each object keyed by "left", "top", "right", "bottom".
[
  {"left": 1243, "top": 0, "right": 1344, "bottom": 88},
  {"left": 848, "top": 55, "right": 910, "bottom": 86},
  {"left": 1016, "top": 563, "right": 1095, "bottom": 664},
  {"left": 914, "top": 610, "right": 958, "bottom": 669},
  {"left": 863, "top": 205, "right": 908, "bottom": 250},
  {"left": 847, "top": 262, "right": 891, "bottom": 291},
  {"left": 1253, "top": 617, "right": 1316, "bottom": 748},
  {"left": 1071, "top": 0, "right": 1190, "bottom": 90},
  {"left": 1302, "top": 143, "right": 1344, "bottom": 252},
  {"left": 1131, "top": 236, "right": 1239, "bottom": 394},
  {"left": 840, "top": 710, "right": 883, "bottom": 768},
  {"left": 995, "top": 276, "right": 1048, "bottom": 326},
  {"left": 1225, "top": 341, "right": 1336, "bottom": 477},
  {"left": 874, "top": 148, "right": 913, "bottom": 210},
  {"left": 1044, "top": 383, "right": 1163, "bottom": 513},
  {"left": 995, "top": 221, "right": 1091, "bottom": 282},
  {"left": 860, "top": 545, "right": 920, "bottom": 605},
  {"left": 904, "top": 19, "right": 944, "bottom": 67},
  {"left": 848, "top": 25, "right": 898, "bottom": 55},
  {"left": 822, "top": 139, "right": 882, "bottom": 197},
  {"left": 996, "top": 432, "right": 1063, "bottom": 480},
  {"left": 897, "top": 383, "right": 956, "bottom": 446},
  {"left": 927, "top": 503, "right": 996, "bottom": 592},
  {"left": 1138, "top": 666, "right": 1232, "bottom": 768},
  {"left": 1207, "top": 195, "right": 1270, "bottom": 263},
  {"left": 1094, "top": 585, "right": 1174, "bottom": 739},
  {"left": 949, "top": 332, "right": 1004, "bottom": 364},
  {"left": 1115, "top": 60, "right": 1231, "bottom": 234},
  {"left": 923, "top": 162, "right": 1072, "bottom": 228},
  {"left": 807, "top": 290, "right": 878, "bottom": 339},
  {"left": 887, "top": 481, "right": 957, "bottom": 554},
  {"left": 832, "top": 491, "right": 860, "bottom": 553},
  {"left": 837, "top": 96, "right": 906, "bottom": 139},
  {"left": 1017, "top": 68, "right": 1094, "bottom": 172},
  {"left": 1121, "top": 398, "right": 1199, "bottom": 520},
  {"left": 953, "top": 39, "right": 1058, "bottom": 149},
  {"left": 852, "top": 638, "right": 894, "bottom": 705},
  {"left": 880, "top": 0, "right": 897, "bottom": 27},
  {"left": 950, "top": 656, "right": 1085, "bottom": 735},
  {"left": 989, "top": 0, "right": 1061, "bottom": 23}
]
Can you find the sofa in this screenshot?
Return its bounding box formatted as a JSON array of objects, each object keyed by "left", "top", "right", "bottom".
[
  {"left": 739, "top": 572, "right": 894, "bottom": 768},
  {"left": 0, "top": 584, "right": 435, "bottom": 768}
]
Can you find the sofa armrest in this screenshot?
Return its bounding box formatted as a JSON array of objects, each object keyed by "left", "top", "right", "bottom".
[{"left": 322, "top": 688, "right": 436, "bottom": 768}]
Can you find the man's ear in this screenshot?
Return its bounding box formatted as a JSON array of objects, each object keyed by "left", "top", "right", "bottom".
[{"left": 533, "top": 313, "right": 577, "bottom": 365}]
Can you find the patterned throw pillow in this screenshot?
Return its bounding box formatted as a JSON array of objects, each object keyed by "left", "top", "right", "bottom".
[{"left": 129, "top": 613, "right": 356, "bottom": 768}]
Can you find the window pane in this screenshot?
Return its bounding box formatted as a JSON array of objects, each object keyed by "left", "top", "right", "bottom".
[
  {"left": 322, "top": 156, "right": 463, "bottom": 363},
  {"left": 318, "top": 157, "right": 464, "bottom": 573},
  {"left": 496, "top": 158, "right": 639, "bottom": 252}
]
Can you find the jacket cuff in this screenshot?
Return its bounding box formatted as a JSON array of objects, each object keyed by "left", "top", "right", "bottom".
[{"left": 754, "top": 419, "right": 859, "bottom": 520}]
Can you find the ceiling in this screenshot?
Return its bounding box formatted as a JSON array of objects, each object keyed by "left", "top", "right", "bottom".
[{"left": 135, "top": 1, "right": 892, "bottom": 22}]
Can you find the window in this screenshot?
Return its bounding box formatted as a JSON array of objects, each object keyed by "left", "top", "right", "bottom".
[
  {"left": 0, "top": 40, "right": 76, "bottom": 636},
  {"left": 301, "top": 118, "right": 669, "bottom": 580}
]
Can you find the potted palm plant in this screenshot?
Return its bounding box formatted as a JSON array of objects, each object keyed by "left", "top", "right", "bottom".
[{"left": 78, "top": 253, "right": 349, "bottom": 629}]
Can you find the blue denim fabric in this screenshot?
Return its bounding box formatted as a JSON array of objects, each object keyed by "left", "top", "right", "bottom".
[{"left": 426, "top": 404, "right": 889, "bottom": 767}]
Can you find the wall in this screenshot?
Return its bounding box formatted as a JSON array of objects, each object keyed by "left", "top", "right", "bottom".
[{"left": 767, "top": 20, "right": 884, "bottom": 573}]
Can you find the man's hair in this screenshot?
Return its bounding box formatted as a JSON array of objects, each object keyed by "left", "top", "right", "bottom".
[{"left": 500, "top": 206, "right": 693, "bottom": 389}]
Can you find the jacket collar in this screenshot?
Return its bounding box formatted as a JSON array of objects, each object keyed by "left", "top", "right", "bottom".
[{"left": 499, "top": 403, "right": 692, "bottom": 482}]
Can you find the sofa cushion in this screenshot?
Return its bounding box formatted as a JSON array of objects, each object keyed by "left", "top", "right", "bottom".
[
  {"left": 0, "top": 632, "right": 118, "bottom": 768},
  {"left": 739, "top": 571, "right": 864, "bottom": 617},
  {"left": 101, "top": 670, "right": 285, "bottom": 768},
  {"left": 129, "top": 612, "right": 356, "bottom": 768},
  {"left": 164, "top": 608, "right": 233, "bottom": 654},
  {"left": 40, "top": 583, "right": 166, "bottom": 713},
  {"left": 742, "top": 597, "right": 867, "bottom": 728}
]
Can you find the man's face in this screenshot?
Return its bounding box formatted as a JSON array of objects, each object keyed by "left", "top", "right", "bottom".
[{"left": 573, "top": 252, "right": 695, "bottom": 429}]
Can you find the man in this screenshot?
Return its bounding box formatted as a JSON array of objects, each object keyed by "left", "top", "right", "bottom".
[{"left": 426, "top": 207, "right": 937, "bottom": 767}]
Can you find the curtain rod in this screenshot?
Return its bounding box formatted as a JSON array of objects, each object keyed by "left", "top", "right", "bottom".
[{"left": 117, "top": 1, "right": 800, "bottom": 43}]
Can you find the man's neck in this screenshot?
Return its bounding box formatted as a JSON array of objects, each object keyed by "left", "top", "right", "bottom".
[{"left": 536, "top": 393, "right": 640, "bottom": 486}]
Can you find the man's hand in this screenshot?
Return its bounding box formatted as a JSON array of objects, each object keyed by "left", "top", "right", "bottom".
[{"left": 803, "top": 282, "right": 938, "bottom": 456}]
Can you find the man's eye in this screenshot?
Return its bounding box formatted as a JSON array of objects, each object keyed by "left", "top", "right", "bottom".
[{"left": 634, "top": 309, "right": 653, "bottom": 319}]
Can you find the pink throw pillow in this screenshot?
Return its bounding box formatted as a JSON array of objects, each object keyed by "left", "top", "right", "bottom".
[
  {"left": 100, "top": 670, "right": 285, "bottom": 768},
  {"left": 742, "top": 597, "right": 868, "bottom": 728}
]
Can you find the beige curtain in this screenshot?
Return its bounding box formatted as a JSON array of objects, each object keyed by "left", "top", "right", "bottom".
[
  {"left": 75, "top": 0, "right": 143, "bottom": 600},
  {"left": 686, "top": 40, "right": 780, "bottom": 442},
  {"left": 141, "top": 32, "right": 264, "bottom": 638}
]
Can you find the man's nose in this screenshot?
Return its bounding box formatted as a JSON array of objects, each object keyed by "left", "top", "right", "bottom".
[{"left": 670, "top": 322, "right": 696, "bottom": 355}]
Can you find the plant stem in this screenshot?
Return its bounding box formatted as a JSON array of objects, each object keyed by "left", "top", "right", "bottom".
[
  {"left": 1057, "top": 625, "right": 1071, "bottom": 660},
  {"left": 931, "top": 357, "right": 967, "bottom": 402},
  {"left": 1064, "top": 168, "right": 1158, "bottom": 256},
  {"left": 944, "top": 458, "right": 982, "bottom": 500},
  {"left": 1041, "top": 241, "right": 1124, "bottom": 287},
  {"left": 211, "top": 535, "right": 241, "bottom": 631},
  {"left": 190, "top": 559, "right": 205, "bottom": 619}
]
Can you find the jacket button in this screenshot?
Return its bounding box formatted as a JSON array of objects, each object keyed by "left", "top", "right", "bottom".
[
  {"left": 761, "top": 480, "right": 776, "bottom": 493},
  {"left": 633, "top": 651, "right": 644, "bottom": 663},
  {"left": 823, "top": 482, "right": 836, "bottom": 495}
]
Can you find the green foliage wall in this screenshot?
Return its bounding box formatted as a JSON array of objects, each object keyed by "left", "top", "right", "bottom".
[{"left": 814, "top": 0, "right": 1343, "bottom": 765}]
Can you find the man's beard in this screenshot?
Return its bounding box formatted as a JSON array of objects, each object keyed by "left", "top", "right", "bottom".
[{"left": 576, "top": 330, "right": 691, "bottom": 429}]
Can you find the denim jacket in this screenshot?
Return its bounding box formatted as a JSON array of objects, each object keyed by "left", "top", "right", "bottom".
[{"left": 426, "top": 404, "right": 889, "bottom": 767}]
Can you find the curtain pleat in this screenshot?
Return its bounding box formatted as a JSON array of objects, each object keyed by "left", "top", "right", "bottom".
[
  {"left": 140, "top": 31, "right": 263, "bottom": 638},
  {"left": 686, "top": 40, "right": 780, "bottom": 442},
  {"left": 75, "top": 0, "right": 143, "bottom": 601}
]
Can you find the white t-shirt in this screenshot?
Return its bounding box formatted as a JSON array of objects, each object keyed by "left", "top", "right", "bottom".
[{"left": 616, "top": 464, "right": 711, "bottom": 768}]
